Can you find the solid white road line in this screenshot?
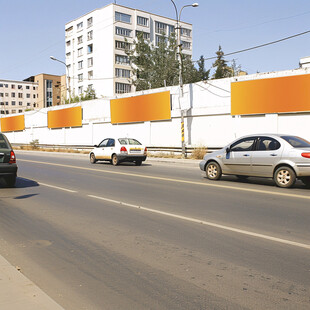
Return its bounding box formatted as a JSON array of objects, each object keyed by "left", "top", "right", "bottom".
[
  {"left": 88, "top": 194, "right": 310, "bottom": 250},
  {"left": 18, "top": 159, "right": 310, "bottom": 201}
]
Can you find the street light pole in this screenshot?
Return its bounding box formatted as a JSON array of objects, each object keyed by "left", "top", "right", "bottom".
[
  {"left": 170, "top": 1, "right": 198, "bottom": 158},
  {"left": 50, "top": 56, "right": 71, "bottom": 104}
]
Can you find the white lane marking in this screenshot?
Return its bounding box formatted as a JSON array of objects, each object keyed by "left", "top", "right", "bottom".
[
  {"left": 88, "top": 194, "right": 310, "bottom": 250},
  {"left": 18, "top": 158, "right": 310, "bottom": 201},
  {"left": 39, "top": 182, "right": 77, "bottom": 193}
]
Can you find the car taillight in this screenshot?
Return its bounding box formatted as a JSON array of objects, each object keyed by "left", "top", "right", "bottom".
[
  {"left": 9, "top": 151, "right": 16, "bottom": 164},
  {"left": 301, "top": 152, "right": 310, "bottom": 159},
  {"left": 120, "top": 146, "right": 128, "bottom": 153},
  {"left": 144, "top": 147, "right": 147, "bottom": 154}
]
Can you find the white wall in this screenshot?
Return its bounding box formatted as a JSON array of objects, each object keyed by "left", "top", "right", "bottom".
[{"left": 3, "top": 68, "right": 310, "bottom": 148}]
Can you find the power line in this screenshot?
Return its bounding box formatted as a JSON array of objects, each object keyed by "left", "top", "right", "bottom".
[{"left": 198, "top": 29, "right": 310, "bottom": 62}]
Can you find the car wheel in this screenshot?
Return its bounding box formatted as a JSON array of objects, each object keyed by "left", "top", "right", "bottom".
[
  {"left": 112, "top": 154, "right": 119, "bottom": 166},
  {"left": 5, "top": 175, "right": 16, "bottom": 187},
  {"left": 206, "top": 161, "right": 222, "bottom": 180},
  {"left": 135, "top": 160, "right": 142, "bottom": 166},
  {"left": 274, "top": 166, "right": 296, "bottom": 188},
  {"left": 300, "top": 176, "right": 310, "bottom": 188},
  {"left": 90, "top": 153, "right": 97, "bottom": 164}
]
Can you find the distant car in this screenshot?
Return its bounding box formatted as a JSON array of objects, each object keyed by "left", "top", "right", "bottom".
[
  {"left": 89, "top": 137, "right": 147, "bottom": 166},
  {"left": 0, "top": 133, "right": 17, "bottom": 187},
  {"left": 199, "top": 134, "right": 310, "bottom": 188}
]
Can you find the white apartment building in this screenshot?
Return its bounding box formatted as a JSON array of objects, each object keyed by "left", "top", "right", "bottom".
[
  {"left": 65, "top": 3, "right": 193, "bottom": 97},
  {"left": 0, "top": 80, "right": 38, "bottom": 115}
]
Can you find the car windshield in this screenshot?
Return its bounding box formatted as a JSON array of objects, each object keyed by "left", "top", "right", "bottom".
[
  {"left": 118, "top": 138, "right": 141, "bottom": 145},
  {"left": 281, "top": 136, "right": 310, "bottom": 148}
]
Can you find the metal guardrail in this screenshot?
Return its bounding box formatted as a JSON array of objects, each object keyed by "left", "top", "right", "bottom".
[{"left": 12, "top": 143, "right": 221, "bottom": 156}]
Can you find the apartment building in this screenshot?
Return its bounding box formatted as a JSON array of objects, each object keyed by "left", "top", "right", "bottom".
[
  {"left": 0, "top": 79, "right": 38, "bottom": 115},
  {"left": 65, "top": 3, "right": 193, "bottom": 97},
  {"left": 24, "top": 73, "right": 65, "bottom": 108}
]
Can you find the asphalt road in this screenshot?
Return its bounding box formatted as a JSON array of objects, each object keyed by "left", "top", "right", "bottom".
[{"left": 0, "top": 151, "right": 309, "bottom": 310}]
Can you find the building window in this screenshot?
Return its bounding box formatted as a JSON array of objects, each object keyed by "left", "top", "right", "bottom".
[
  {"left": 66, "top": 40, "right": 71, "bottom": 47},
  {"left": 78, "top": 48, "right": 83, "bottom": 57},
  {"left": 77, "top": 22, "right": 83, "bottom": 31},
  {"left": 155, "top": 21, "right": 166, "bottom": 34},
  {"left": 115, "top": 12, "right": 131, "bottom": 23},
  {"left": 88, "top": 84, "right": 93, "bottom": 90},
  {"left": 181, "top": 41, "right": 191, "bottom": 50},
  {"left": 135, "top": 31, "right": 150, "bottom": 40},
  {"left": 87, "top": 17, "right": 93, "bottom": 27},
  {"left": 87, "top": 44, "right": 93, "bottom": 54},
  {"left": 115, "top": 40, "right": 130, "bottom": 50},
  {"left": 0, "top": 93, "right": 3, "bottom": 97},
  {"left": 137, "top": 16, "right": 149, "bottom": 27},
  {"left": 88, "top": 57, "right": 93, "bottom": 67},
  {"left": 78, "top": 74, "right": 83, "bottom": 82},
  {"left": 88, "top": 71, "right": 93, "bottom": 80},
  {"left": 181, "top": 28, "right": 191, "bottom": 37},
  {"left": 26, "top": 86, "right": 30, "bottom": 89},
  {"left": 11, "top": 93, "right": 15, "bottom": 97},
  {"left": 18, "top": 109, "right": 23, "bottom": 113},
  {"left": 78, "top": 86, "right": 83, "bottom": 95},
  {"left": 115, "top": 82, "right": 131, "bottom": 94},
  {"left": 12, "top": 101, "right": 16, "bottom": 105},
  {"left": 33, "top": 94, "right": 36, "bottom": 98},
  {"left": 11, "top": 110, "right": 16, "bottom": 114},
  {"left": 115, "top": 68, "right": 130, "bottom": 78},
  {"left": 18, "top": 85, "right": 22, "bottom": 89},
  {"left": 26, "top": 94, "right": 30, "bottom": 98},
  {"left": 19, "top": 102, "right": 23, "bottom": 106},
  {"left": 18, "top": 93, "right": 23, "bottom": 98},
  {"left": 78, "top": 35, "right": 83, "bottom": 44},
  {"left": 87, "top": 30, "right": 93, "bottom": 40},
  {"left": 78, "top": 60, "right": 83, "bottom": 69},
  {"left": 27, "top": 103, "right": 30, "bottom": 106},
  {"left": 155, "top": 35, "right": 167, "bottom": 46},
  {"left": 66, "top": 52, "right": 71, "bottom": 59},
  {"left": 115, "top": 54, "right": 130, "bottom": 65},
  {"left": 11, "top": 84, "right": 15, "bottom": 89},
  {"left": 46, "top": 80, "right": 52, "bottom": 89},
  {"left": 115, "top": 26, "right": 132, "bottom": 37}
]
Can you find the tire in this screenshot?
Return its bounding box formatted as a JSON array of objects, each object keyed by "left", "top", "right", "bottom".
[
  {"left": 300, "top": 176, "right": 310, "bottom": 188},
  {"left": 90, "top": 153, "right": 97, "bottom": 164},
  {"left": 112, "top": 154, "right": 119, "bottom": 166},
  {"left": 274, "top": 166, "right": 296, "bottom": 188},
  {"left": 206, "top": 161, "right": 222, "bottom": 180},
  {"left": 5, "top": 175, "right": 16, "bottom": 187},
  {"left": 135, "top": 160, "right": 142, "bottom": 166}
]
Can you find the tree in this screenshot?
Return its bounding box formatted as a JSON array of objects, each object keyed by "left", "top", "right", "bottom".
[
  {"left": 126, "top": 32, "right": 199, "bottom": 91},
  {"left": 212, "top": 45, "right": 232, "bottom": 79},
  {"left": 196, "top": 55, "right": 210, "bottom": 81}
]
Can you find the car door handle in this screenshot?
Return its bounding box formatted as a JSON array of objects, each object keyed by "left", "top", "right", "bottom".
[
  {"left": 270, "top": 154, "right": 277, "bottom": 156},
  {"left": 243, "top": 154, "right": 250, "bottom": 157}
]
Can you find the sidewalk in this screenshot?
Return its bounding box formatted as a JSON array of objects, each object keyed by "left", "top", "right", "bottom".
[{"left": 0, "top": 255, "right": 65, "bottom": 310}]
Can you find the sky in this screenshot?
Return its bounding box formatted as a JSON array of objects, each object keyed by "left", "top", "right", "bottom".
[{"left": 1, "top": 0, "right": 310, "bottom": 81}]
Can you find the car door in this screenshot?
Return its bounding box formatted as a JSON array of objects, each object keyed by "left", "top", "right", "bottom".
[
  {"left": 251, "top": 136, "right": 282, "bottom": 177},
  {"left": 103, "top": 138, "right": 116, "bottom": 159},
  {"left": 95, "top": 138, "right": 109, "bottom": 159},
  {"left": 222, "top": 137, "right": 256, "bottom": 175}
]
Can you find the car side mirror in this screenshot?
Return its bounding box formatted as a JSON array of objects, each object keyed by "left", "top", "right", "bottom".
[
  {"left": 94, "top": 145, "right": 98, "bottom": 148},
  {"left": 226, "top": 147, "right": 230, "bottom": 153}
]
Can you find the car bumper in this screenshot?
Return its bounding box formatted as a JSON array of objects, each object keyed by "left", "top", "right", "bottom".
[
  {"left": 0, "top": 163, "right": 18, "bottom": 176},
  {"left": 199, "top": 160, "right": 206, "bottom": 171},
  {"left": 295, "top": 163, "right": 310, "bottom": 177},
  {"left": 117, "top": 154, "right": 147, "bottom": 162}
]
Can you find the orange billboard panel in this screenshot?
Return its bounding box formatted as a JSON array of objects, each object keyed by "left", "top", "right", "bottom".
[
  {"left": 231, "top": 74, "right": 310, "bottom": 115},
  {"left": 0, "top": 115, "right": 25, "bottom": 132},
  {"left": 48, "top": 106, "right": 82, "bottom": 129},
  {"left": 110, "top": 91, "right": 171, "bottom": 124}
]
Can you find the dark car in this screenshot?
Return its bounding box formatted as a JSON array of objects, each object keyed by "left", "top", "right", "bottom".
[{"left": 0, "top": 133, "right": 17, "bottom": 187}]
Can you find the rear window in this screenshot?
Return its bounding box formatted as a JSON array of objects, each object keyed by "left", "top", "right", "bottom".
[
  {"left": 118, "top": 138, "right": 142, "bottom": 145},
  {"left": 0, "top": 134, "right": 10, "bottom": 149},
  {"left": 281, "top": 136, "right": 310, "bottom": 148}
]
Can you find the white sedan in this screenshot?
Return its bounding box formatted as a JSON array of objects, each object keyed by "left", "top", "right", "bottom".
[{"left": 89, "top": 137, "right": 147, "bottom": 166}]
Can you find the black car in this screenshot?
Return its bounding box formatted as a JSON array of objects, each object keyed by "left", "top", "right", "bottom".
[{"left": 0, "top": 133, "right": 17, "bottom": 187}]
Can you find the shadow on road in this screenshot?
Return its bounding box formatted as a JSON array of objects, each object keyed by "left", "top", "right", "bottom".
[{"left": 0, "top": 177, "right": 39, "bottom": 189}]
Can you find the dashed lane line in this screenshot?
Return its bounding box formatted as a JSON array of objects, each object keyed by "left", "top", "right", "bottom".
[
  {"left": 18, "top": 159, "right": 310, "bottom": 200},
  {"left": 88, "top": 194, "right": 310, "bottom": 250}
]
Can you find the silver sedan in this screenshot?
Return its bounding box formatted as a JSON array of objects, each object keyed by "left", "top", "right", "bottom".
[{"left": 199, "top": 134, "right": 310, "bottom": 188}]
